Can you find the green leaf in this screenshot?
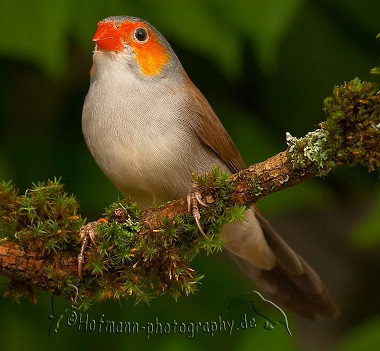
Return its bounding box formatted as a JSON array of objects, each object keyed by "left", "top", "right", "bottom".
[
  {"left": 137, "top": 0, "right": 302, "bottom": 77},
  {"left": 332, "top": 315, "right": 380, "bottom": 351},
  {"left": 0, "top": 0, "right": 71, "bottom": 77},
  {"left": 350, "top": 185, "right": 380, "bottom": 249},
  {"left": 223, "top": 0, "right": 303, "bottom": 74},
  {"left": 147, "top": 0, "right": 241, "bottom": 77}
]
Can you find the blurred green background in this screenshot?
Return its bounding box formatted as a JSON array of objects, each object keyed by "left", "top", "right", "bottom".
[{"left": 1, "top": 0, "right": 380, "bottom": 350}]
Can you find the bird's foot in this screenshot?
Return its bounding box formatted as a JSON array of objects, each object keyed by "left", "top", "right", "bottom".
[
  {"left": 187, "top": 182, "right": 208, "bottom": 238},
  {"left": 78, "top": 218, "right": 108, "bottom": 278}
]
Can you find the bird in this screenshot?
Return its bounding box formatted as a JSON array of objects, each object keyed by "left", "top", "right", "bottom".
[{"left": 81, "top": 15, "right": 339, "bottom": 320}]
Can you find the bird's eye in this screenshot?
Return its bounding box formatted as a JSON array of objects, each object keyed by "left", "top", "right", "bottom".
[{"left": 133, "top": 27, "right": 149, "bottom": 43}]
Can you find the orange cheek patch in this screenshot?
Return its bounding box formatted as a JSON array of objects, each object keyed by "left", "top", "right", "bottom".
[
  {"left": 133, "top": 39, "right": 170, "bottom": 76},
  {"left": 119, "top": 21, "right": 170, "bottom": 76}
]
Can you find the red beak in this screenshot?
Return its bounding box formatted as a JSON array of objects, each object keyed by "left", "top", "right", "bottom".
[{"left": 93, "top": 21, "right": 124, "bottom": 51}]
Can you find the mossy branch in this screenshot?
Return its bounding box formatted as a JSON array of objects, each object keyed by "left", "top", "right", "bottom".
[{"left": 0, "top": 78, "right": 379, "bottom": 308}]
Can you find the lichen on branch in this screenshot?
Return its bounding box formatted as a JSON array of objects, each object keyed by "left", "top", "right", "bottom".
[{"left": 287, "top": 78, "right": 380, "bottom": 175}]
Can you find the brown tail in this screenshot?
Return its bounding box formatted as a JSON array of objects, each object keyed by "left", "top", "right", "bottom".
[{"left": 231, "top": 210, "right": 340, "bottom": 320}]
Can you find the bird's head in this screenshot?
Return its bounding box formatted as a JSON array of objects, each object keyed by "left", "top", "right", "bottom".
[{"left": 91, "top": 16, "right": 179, "bottom": 78}]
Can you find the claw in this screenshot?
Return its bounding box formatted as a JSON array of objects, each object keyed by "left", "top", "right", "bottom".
[
  {"left": 187, "top": 183, "right": 208, "bottom": 239},
  {"left": 78, "top": 219, "right": 107, "bottom": 279}
]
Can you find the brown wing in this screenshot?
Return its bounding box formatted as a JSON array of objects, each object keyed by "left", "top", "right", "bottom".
[
  {"left": 182, "top": 73, "right": 339, "bottom": 319},
  {"left": 183, "top": 74, "right": 245, "bottom": 173}
]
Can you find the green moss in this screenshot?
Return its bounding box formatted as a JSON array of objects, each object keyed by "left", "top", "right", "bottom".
[
  {"left": 0, "top": 178, "right": 84, "bottom": 251},
  {"left": 287, "top": 79, "right": 380, "bottom": 176},
  {"left": 0, "top": 171, "right": 244, "bottom": 308},
  {"left": 77, "top": 168, "right": 244, "bottom": 306},
  {"left": 322, "top": 78, "right": 380, "bottom": 172},
  {"left": 370, "top": 34, "right": 380, "bottom": 74}
]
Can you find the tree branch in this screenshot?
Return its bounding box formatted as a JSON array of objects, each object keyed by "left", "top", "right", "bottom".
[{"left": 1, "top": 78, "right": 379, "bottom": 306}]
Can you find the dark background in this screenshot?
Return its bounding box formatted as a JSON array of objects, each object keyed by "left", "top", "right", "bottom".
[{"left": 1, "top": 0, "right": 380, "bottom": 350}]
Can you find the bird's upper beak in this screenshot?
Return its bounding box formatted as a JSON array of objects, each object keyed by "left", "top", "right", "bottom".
[{"left": 93, "top": 21, "right": 124, "bottom": 52}]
